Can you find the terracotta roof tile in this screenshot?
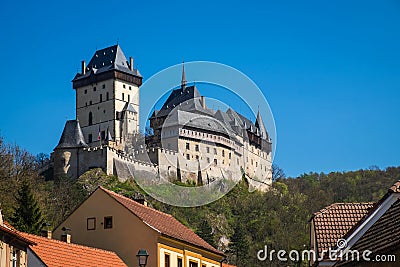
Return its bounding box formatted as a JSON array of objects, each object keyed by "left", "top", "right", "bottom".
[
  {"left": 19, "top": 232, "right": 127, "bottom": 267},
  {"left": 312, "top": 202, "right": 373, "bottom": 254},
  {"left": 0, "top": 222, "right": 35, "bottom": 245},
  {"left": 222, "top": 263, "right": 237, "bottom": 267},
  {"left": 100, "top": 186, "right": 224, "bottom": 256}
]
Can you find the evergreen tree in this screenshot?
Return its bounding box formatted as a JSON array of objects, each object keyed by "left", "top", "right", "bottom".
[
  {"left": 11, "top": 179, "right": 44, "bottom": 234},
  {"left": 230, "top": 220, "right": 250, "bottom": 266},
  {"left": 196, "top": 219, "right": 216, "bottom": 248}
]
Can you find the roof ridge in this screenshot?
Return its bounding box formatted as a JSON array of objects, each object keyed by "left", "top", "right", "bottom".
[
  {"left": 313, "top": 202, "right": 374, "bottom": 216},
  {"left": 99, "top": 186, "right": 175, "bottom": 218},
  {"left": 21, "top": 232, "right": 118, "bottom": 254}
]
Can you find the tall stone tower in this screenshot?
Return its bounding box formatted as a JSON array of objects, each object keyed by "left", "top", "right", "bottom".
[{"left": 72, "top": 45, "right": 142, "bottom": 149}]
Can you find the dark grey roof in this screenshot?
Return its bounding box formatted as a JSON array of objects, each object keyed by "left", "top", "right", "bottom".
[
  {"left": 55, "top": 120, "right": 88, "bottom": 149},
  {"left": 152, "top": 85, "right": 213, "bottom": 118},
  {"left": 255, "top": 110, "right": 268, "bottom": 140},
  {"left": 162, "top": 110, "right": 234, "bottom": 138},
  {"left": 73, "top": 45, "right": 141, "bottom": 81},
  {"left": 150, "top": 82, "right": 270, "bottom": 142}
]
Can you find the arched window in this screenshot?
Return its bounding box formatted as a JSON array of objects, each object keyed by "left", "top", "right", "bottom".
[{"left": 89, "top": 112, "right": 93, "bottom": 125}]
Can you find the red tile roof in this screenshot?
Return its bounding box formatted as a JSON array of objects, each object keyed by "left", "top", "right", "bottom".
[
  {"left": 19, "top": 232, "right": 127, "bottom": 267},
  {"left": 222, "top": 263, "right": 237, "bottom": 267},
  {"left": 312, "top": 202, "right": 373, "bottom": 254},
  {"left": 100, "top": 186, "right": 224, "bottom": 256},
  {"left": 0, "top": 223, "right": 35, "bottom": 246}
]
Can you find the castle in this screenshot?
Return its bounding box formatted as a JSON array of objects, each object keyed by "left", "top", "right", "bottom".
[{"left": 51, "top": 45, "right": 273, "bottom": 191}]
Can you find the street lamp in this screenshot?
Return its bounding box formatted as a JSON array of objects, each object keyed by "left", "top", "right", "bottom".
[{"left": 136, "top": 249, "right": 149, "bottom": 267}]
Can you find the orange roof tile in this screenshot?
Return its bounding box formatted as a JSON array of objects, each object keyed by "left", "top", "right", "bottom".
[
  {"left": 0, "top": 222, "right": 35, "bottom": 246},
  {"left": 312, "top": 202, "right": 373, "bottom": 254},
  {"left": 19, "top": 232, "right": 127, "bottom": 267},
  {"left": 222, "top": 263, "right": 237, "bottom": 267},
  {"left": 100, "top": 186, "right": 224, "bottom": 256}
]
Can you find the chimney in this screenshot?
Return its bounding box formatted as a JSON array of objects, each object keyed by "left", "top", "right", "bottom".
[
  {"left": 129, "top": 57, "right": 134, "bottom": 71},
  {"left": 61, "top": 233, "right": 71, "bottom": 243},
  {"left": 41, "top": 230, "right": 52, "bottom": 239},
  {"left": 201, "top": 96, "right": 206, "bottom": 109},
  {"left": 81, "top": 60, "right": 86, "bottom": 75}
]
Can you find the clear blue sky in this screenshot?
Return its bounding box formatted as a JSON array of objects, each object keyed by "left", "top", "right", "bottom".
[{"left": 1, "top": 0, "right": 399, "bottom": 177}]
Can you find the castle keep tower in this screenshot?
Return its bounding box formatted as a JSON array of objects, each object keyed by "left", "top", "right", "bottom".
[{"left": 72, "top": 45, "right": 142, "bottom": 149}]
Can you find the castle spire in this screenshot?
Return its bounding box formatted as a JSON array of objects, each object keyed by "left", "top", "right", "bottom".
[{"left": 181, "top": 61, "right": 187, "bottom": 88}]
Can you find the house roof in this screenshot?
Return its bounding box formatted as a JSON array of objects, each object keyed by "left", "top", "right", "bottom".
[
  {"left": 312, "top": 202, "right": 373, "bottom": 254},
  {"left": 55, "top": 120, "right": 88, "bottom": 149},
  {"left": 19, "top": 232, "right": 127, "bottom": 267},
  {"left": 222, "top": 264, "right": 237, "bottom": 267},
  {"left": 351, "top": 198, "right": 400, "bottom": 255},
  {"left": 99, "top": 186, "right": 224, "bottom": 256},
  {"left": 335, "top": 181, "right": 400, "bottom": 258},
  {"left": 0, "top": 223, "right": 35, "bottom": 246}
]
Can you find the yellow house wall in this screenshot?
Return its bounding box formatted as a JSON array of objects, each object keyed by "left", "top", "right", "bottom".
[
  {"left": 53, "top": 189, "right": 159, "bottom": 267},
  {"left": 158, "top": 237, "right": 223, "bottom": 267}
]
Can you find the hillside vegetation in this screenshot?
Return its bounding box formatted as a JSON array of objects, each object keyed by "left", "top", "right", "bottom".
[{"left": 0, "top": 136, "right": 398, "bottom": 266}]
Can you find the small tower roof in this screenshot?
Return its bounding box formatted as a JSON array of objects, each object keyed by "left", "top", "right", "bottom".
[
  {"left": 123, "top": 102, "right": 137, "bottom": 113},
  {"left": 255, "top": 110, "right": 268, "bottom": 139},
  {"left": 55, "top": 120, "right": 88, "bottom": 149}
]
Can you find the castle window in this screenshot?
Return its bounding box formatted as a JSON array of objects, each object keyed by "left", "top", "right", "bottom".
[
  {"left": 178, "top": 258, "right": 183, "bottom": 267},
  {"left": 102, "top": 84, "right": 105, "bottom": 89},
  {"left": 186, "top": 143, "right": 190, "bottom": 150},
  {"left": 222, "top": 150, "right": 225, "bottom": 157},
  {"left": 195, "top": 144, "right": 199, "bottom": 152},
  {"left": 123, "top": 84, "right": 126, "bottom": 89},
  {"left": 90, "top": 100, "right": 92, "bottom": 105},
  {"left": 256, "top": 162, "right": 258, "bottom": 167},
  {"left": 186, "top": 154, "right": 190, "bottom": 160},
  {"left": 93, "top": 87, "right": 96, "bottom": 91},
  {"left": 207, "top": 157, "right": 210, "bottom": 163},
  {"left": 84, "top": 89, "right": 87, "bottom": 94},
  {"left": 229, "top": 152, "right": 232, "bottom": 159},
  {"left": 89, "top": 112, "right": 93, "bottom": 125},
  {"left": 214, "top": 159, "right": 217, "bottom": 165},
  {"left": 251, "top": 159, "right": 254, "bottom": 165},
  {"left": 213, "top": 148, "right": 217, "bottom": 155},
  {"left": 88, "top": 134, "right": 93, "bottom": 143},
  {"left": 129, "top": 86, "right": 132, "bottom": 90},
  {"left": 206, "top": 147, "right": 210, "bottom": 153},
  {"left": 196, "top": 155, "right": 199, "bottom": 160},
  {"left": 128, "top": 94, "right": 130, "bottom": 103},
  {"left": 104, "top": 216, "right": 113, "bottom": 229},
  {"left": 100, "top": 94, "right": 103, "bottom": 102},
  {"left": 122, "top": 93, "right": 125, "bottom": 101}
]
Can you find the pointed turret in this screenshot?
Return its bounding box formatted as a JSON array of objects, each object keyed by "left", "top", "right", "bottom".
[
  {"left": 56, "top": 120, "right": 88, "bottom": 149},
  {"left": 181, "top": 61, "right": 187, "bottom": 88},
  {"left": 255, "top": 110, "right": 268, "bottom": 140}
]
